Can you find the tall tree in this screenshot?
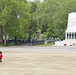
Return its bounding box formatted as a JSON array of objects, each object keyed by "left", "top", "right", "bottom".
[
  {"left": 0, "top": 0, "right": 31, "bottom": 45},
  {"left": 34, "top": 0, "right": 76, "bottom": 40},
  {"left": 27, "top": 1, "right": 40, "bottom": 40}
]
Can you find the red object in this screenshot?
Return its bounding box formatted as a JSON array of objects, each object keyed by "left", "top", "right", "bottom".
[
  {"left": 64, "top": 44, "right": 66, "bottom": 46},
  {"left": 0, "top": 54, "right": 3, "bottom": 59},
  {"left": 70, "top": 45, "right": 72, "bottom": 46}
]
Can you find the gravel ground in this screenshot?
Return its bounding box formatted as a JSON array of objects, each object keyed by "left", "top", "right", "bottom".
[{"left": 0, "top": 46, "right": 76, "bottom": 75}]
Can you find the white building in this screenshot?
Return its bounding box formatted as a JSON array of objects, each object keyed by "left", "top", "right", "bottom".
[{"left": 55, "top": 12, "right": 76, "bottom": 46}]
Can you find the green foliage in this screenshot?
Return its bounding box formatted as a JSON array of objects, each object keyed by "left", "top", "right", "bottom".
[
  {"left": 33, "top": 0, "right": 76, "bottom": 40},
  {"left": 27, "top": 1, "right": 41, "bottom": 39},
  {"left": 0, "top": 0, "right": 31, "bottom": 45},
  {"left": 0, "top": 0, "right": 76, "bottom": 46}
]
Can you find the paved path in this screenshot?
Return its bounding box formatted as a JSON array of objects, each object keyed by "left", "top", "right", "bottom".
[
  {"left": 0, "top": 46, "right": 76, "bottom": 51},
  {"left": 0, "top": 46, "right": 76, "bottom": 75}
]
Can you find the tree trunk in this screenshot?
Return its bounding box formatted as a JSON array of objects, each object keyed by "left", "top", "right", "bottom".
[
  {"left": 3, "top": 33, "right": 7, "bottom": 46},
  {"left": 0, "top": 26, "right": 4, "bottom": 44},
  {"left": 14, "top": 36, "right": 17, "bottom": 45},
  {"left": 3, "top": 26, "right": 7, "bottom": 46}
]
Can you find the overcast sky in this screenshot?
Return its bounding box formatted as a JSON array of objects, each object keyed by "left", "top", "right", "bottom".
[{"left": 28, "top": 0, "right": 43, "bottom": 2}]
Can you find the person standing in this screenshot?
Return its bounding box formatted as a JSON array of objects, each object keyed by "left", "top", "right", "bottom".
[{"left": 0, "top": 51, "right": 3, "bottom": 62}]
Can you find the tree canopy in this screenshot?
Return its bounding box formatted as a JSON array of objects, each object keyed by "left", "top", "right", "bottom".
[
  {"left": 0, "top": 0, "right": 76, "bottom": 45},
  {"left": 0, "top": 0, "right": 31, "bottom": 45},
  {"left": 33, "top": 0, "right": 76, "bottom": 40}
]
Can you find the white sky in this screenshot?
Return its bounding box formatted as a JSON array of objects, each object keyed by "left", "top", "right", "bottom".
[{"left": 28, "top": 0, "right": 43, "bottom": 2}]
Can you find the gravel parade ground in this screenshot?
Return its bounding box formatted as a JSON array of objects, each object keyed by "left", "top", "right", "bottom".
[{"left": 0, "top": 46, "right": 76, "bottom": 75}]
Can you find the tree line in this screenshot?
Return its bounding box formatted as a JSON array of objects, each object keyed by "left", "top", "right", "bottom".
[{"left": 0, "top": 0, "right": 76, "bottom": 45}]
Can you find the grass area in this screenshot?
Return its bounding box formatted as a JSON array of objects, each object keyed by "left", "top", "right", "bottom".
[
  {"left": 0, "top": 44, "right": 4, "bottom": 46},
  {"left": 37, "top": 43, "right": 54, "bottom": 46},
  {"left": 0, "top": 42, "right": 16, "bottom": 46},
  {"left": 7, "top": 43, "right": 15, "bottom": 46}
]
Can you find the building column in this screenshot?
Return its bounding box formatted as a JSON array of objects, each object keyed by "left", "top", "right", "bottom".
[
  {"left": 75, "top": 33, "right": 76, "bottom": 39},
  {"left": 73, "top": 33, "right": 75, "bottom": 39},
  {"left": 68, "top": 32, "right": 70, "bottom": 39},
  {"left": 67, "top": 33, "right": 68, "bottom": 39},
  {"left": 69, "top": 32, "right": 71, "bottom": 39},
  {"left": 66, "top": 32, "right": 76, "bottom": 39},
  {"left": 71, "top": 32, "right": 72, "bottom": 39},
  {"left": 72, "top": 33, "right": 73, "bottom": 39}
]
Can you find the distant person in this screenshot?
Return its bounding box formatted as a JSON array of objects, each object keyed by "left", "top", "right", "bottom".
[{"left": 0, "top": 51, "right": 3, "bottom": 62}]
